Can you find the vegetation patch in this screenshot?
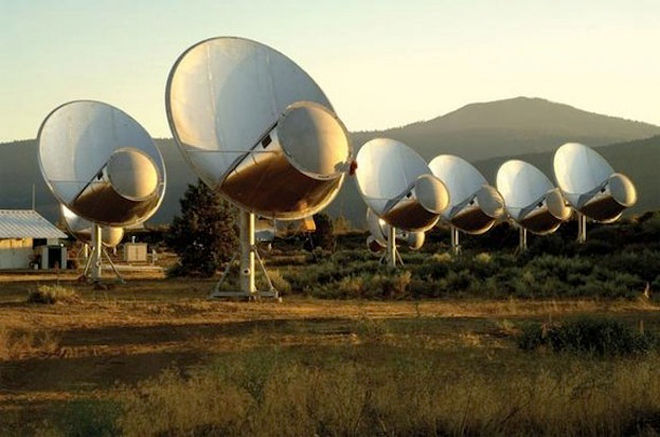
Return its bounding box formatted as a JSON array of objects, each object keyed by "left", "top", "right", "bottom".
[
  {"left": 109, "top": 345, "right": 660, "bottom": 436},
  {"left": 0, "top": 327, "right": 60, "bottom": 360},
  {"left": 518, "top": 317, "right": 658, "bottom": 356},
  {"left": 27, "top": 285, "right": 81, "bottom": 305}
]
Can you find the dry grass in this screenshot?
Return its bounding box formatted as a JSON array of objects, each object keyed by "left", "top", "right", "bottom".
[
  {"left": 116, "top": 350, "right": 660, "bottom": 436},
  {"left": 0, "top": 326, "right": 60, "bottom": 360},
  {"left": 0, "top": 275, "right": 658, "bottom": 435},
  {"left": 27, "top": 285, "right": 81, "bottom": 305}
]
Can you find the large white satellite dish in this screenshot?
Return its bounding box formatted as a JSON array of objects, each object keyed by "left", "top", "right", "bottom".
[
  {"left": 166, "top": 37, "right": 353, "bottom": 298},
  {"left": 38, "top": 100, "right": 166, "bottom": 282},
  {"left": 429, "top": 154, "right": 505, "bottom": 253},
  {"left": 497, "top": 160, "right": 570, "bottom": 251},
  {"left": 355, "top": 138, "right": 449, "bottom": 265},
  {"left": 553, "top": 142, "right": 637, "bottom": 242}
]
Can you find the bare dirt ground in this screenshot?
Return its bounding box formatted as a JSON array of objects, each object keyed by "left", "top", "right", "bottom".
[{"left": 1, "top": 272, "right": 659, "bottom": 430}]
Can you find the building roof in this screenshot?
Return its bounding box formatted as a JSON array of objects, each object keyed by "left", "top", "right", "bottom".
[{"left": 0, "top": 210, "right": 67, "bottom": 239}]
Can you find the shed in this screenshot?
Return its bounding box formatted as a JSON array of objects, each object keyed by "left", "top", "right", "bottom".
[{"left": 0, "top": 209, "right": 67, "bottom": 270}]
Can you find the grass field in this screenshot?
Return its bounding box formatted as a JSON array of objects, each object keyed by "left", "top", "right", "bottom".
[{"left": 0, "top": 274, "right": 659, "bottom": 436}]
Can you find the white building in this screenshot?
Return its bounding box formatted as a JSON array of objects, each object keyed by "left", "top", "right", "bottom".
[{"left": 0, "top": 210, "right": 67, "bottom": 270}]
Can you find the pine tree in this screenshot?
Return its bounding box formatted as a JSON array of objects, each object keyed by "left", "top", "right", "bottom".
[
  {"left": 312, "top": 213, "right": 336, "bottom": 251},
  {"left": 166, "top": 179, "right": 238, "bottom": 277}
]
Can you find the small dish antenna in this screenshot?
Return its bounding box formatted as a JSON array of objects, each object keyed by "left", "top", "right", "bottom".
[
  {"left": 497, "top": 160, "right": 570, "bottom": 251},
  {"left": 354, "top": 138, "right": 449, "bottom": 265},
  {"left": 38, "top": 100, "right": 166, "bottom": 282},
  {"left": 429, "top": 155, "right": 505, "bottom": 254},
  {"left": 366, "top": 208, "right": 424, "bottom": 261},
  {"left": 166, "top": 37, "right": 353, "bottom": 298},
  {"left": 62, "top": 205, "right": 124, "bottom": 248},
  {"left": 61, "top": 205, "right": 125, "bottom": 280},
  {"left": 553, "top": 142, "right": 637, "bottom": 242}
]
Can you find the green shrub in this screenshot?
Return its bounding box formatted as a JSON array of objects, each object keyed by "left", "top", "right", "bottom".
[
  {"left": 57, "top": 399, "right": 121, "bottom": 437},
  {"left": 27, "top": 285, "right": 80, "bottom": 305},
  {"left": 265, "top": 270, "right": 291, "bottom": 294},
  {"left": 518, "top": 317, "right": 657, "bottom": 357}
]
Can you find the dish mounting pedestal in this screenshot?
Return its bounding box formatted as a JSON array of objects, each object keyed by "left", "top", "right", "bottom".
[
  {"left": 81, "top": 224, "right": 124, "bottom": 284},
  {"left": 210, "top": 211, "right": 279, "bottom": 300},
  {"left": 577, "top": 212, "right": 587, "bottom": 243},
  {"left": 450, "top": 225, "right": 461, "bottom": 255}
]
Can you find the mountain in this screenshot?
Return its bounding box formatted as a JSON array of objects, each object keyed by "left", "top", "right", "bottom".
[
  {"left": 352, "top": 97, "right": 660, "bottom": 162},
  {"left": 1, "top": 97, "right": 659, "bottom": 228}
]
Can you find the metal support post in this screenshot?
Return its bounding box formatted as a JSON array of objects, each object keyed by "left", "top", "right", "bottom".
[
  {"left": 386, "top": 226, "right": 397, "bottom": 267},
  {"left": 577, "top": 212, "right": 587, "bottom": 243},
  {"left": 451, "top": 226, "right": 460, "bottom": 255}
]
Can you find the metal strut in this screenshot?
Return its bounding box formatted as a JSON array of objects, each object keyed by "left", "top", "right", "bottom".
[
  {"left": 386, "top": 226, "right": 397, "bottom": 267},
  {"left": 210, "top": 211, "right": 279, "bottom": 300},
  {"left": 517, "top": 226, "right": 528, "bottom": 253},
  {"left": 450, "top": 226, "right": 460, "bottom": 255},
  {"left": 577, "top": 212, "right": 587, "bottom": 243}
]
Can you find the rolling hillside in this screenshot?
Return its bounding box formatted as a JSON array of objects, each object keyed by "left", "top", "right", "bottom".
[
  {"left": 352, "top": 97, "right": 660, "bottom": 161},
  {"left": 1, "top": 97, "right": 658, "bottom": 227}
]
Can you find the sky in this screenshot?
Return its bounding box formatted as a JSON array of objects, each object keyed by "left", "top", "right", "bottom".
[{"left": 1, "top": 0, "right": 660, "bottom": 142}]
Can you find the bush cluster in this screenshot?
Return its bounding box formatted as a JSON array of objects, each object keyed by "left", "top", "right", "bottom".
[
  {"left": 282, "top": 247, "right": 659, "bottom": 299},
  {"left": 274, "top": 212, "right": 660, "bottom": 299},
  {"left": 518, "top": 317, "right": 658, "bottom": 356},
  {"left": 27, "top": 285, "right": 81, "bottom": 304}
]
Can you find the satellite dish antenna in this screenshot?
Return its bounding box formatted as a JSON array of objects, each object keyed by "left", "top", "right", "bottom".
[
  {"left": 38, "top": 100, "right": 166, "bottom": 282},
  {"left": 429, "top": 155, "right": 505, "bottom": 254},
  {"left": 62, "top": 205, "right": 124, "bottom": 248},
  {"left": 553, "top": 142, "right": 637, "bottom": 243},
  {"left": 355, "top": 138, "right": 449, "bottom": 265},
  {"left": 496, "top": 160, "right": 570, "bottom": 251},
  {"left": 61, "top": 205, "right": 125, "bottom": 279},
  {"left": 366, "top": 208, "right": 424, "bottom": 259},
  {"left": 166, "top": 37, "right": 353, "bottom": 298}
]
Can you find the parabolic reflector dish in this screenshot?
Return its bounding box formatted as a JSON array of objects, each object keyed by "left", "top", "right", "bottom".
[
  {"left": 496, "top": 160, "right": 570, "bottom": 234},
  {"left": 355, "top": 138, "right": 449, "bottom": 232},
  {"left": 38, "top": 101, "right": 166, "bottom": 227},
  {"left": 553, "top": 142, "right": 636, "bottom": 223},
  {"left": 366, "top": 207, "right": 425, "bottom": 251},
  {"left": 429, "top": 155, "right": 505, "bottom": 234},
  {"left": 166, "top": 37, "right": 352, "bottom": 220},
  {"left": 61, "top": 205, "right": 124, "bottom": 248}
]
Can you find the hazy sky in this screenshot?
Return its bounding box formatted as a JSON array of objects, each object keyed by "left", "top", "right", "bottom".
[{"left": 1, "top": 0, "right": 659, "bottom": 141}]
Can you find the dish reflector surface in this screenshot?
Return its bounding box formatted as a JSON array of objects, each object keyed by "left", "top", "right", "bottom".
[
  {"left": 166, "top": 37, "right": 350, "bottom": 219},
  {"left": 553, "top": 142, "right": 614, "bottom": 207},
  {"left": 429, "top": 155, "right": 486, "bottom": 217},
  {"left": 429, "top": 154, "right": 504, "bottom": 234},
  {"left": 355, "top": 138, "right": 448, "bottom": 232},
  {"left": 38, "top": 101, "right": 166, "bottom": 227},
  {"left": 497, "top": 160, "right": 569, "bottom": 234},
  {"left": 553, "top": 142, "right": 636, "bottom": 222},
  {"left": 166, "top": 37, "right": 333, "bottom": 187}
]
